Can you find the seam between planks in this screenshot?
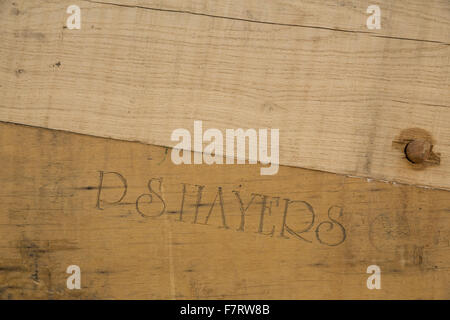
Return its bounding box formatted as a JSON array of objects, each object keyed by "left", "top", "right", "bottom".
[{"left": 1, "top": 120, "right": 449, "bottom": 192}]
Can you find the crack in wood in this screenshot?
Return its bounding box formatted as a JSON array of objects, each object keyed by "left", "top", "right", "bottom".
[{"left": 84, "top": 0, "right": 449, "bottom": 45}]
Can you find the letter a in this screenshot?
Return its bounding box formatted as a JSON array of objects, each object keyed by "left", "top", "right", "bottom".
[
  {"left": 66, "top": 265, "right": 81, "bottom": 289},
  {"left": 366, "top": 5, "right": 381, "bottom": 30},
  {"left": 366, "top": 265, "right": 381, "bottom": 289},
  {"left": 171, "top": 128, "right": 192, "bottom": 164},
  {"left": 66, "top": 5, "right": 81, "bottom": 30}
]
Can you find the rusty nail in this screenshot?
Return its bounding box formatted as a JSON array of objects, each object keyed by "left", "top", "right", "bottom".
[{"left": 404, "top": 140, "right": 432, "bottom": 164}]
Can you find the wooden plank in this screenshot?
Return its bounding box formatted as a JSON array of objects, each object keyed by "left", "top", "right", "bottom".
[
  {"left": 103, "top": 0, "right": 450, "bottom": 43},
  {"left": 0, "top": 122, "right": 448, "bottom": 299},
  {"left": 0, "top": 0, "right": 449, "bottom": 190}
]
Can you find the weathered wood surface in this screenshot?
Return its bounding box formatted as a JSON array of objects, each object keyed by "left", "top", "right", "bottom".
[
  {"left": 90, "top": 0, "right": 450, "bottom": 43},
  {"left": 0, "top": 122, "right": 448, "bottom": 299},
  {"left": 0, "top": 0, "right": 449, "bottom": 189}
]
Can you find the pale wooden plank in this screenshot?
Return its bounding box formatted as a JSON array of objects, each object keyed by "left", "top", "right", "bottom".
[
  {"left": 0, "top": 0, "right": 449, "bottom": 189},
  {"left": 105, "top": 0, "right": 450, "bottom": 43}
]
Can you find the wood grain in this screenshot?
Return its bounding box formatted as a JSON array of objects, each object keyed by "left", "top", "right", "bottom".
[
  {"left": 95, "top": 0, "right": 450, "bottom": 43},
  {"left": 0, "top": 122, "right": 448, "bottom": 299},
  {"left": 0, "top": 0, "right": 449, "bottom": 189}
]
